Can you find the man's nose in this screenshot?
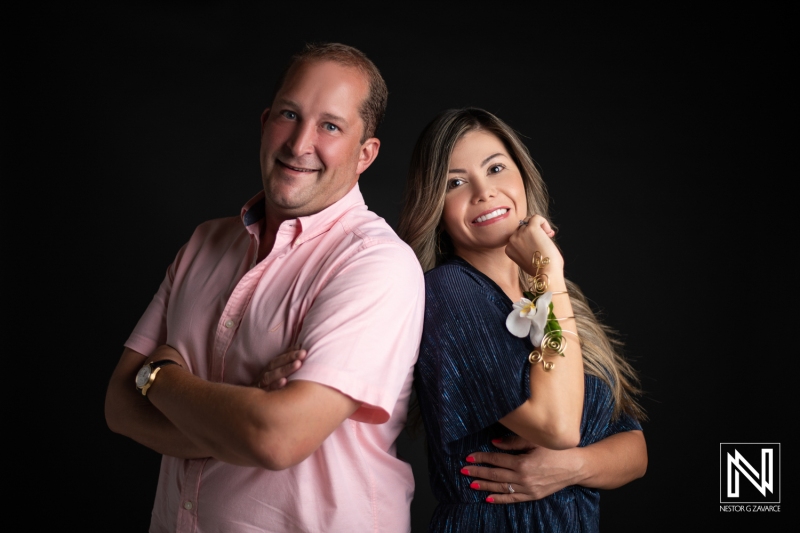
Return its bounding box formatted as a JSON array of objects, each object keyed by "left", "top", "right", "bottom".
[{"left": 285, "top": 121, "right": 316, "bottom": 156}]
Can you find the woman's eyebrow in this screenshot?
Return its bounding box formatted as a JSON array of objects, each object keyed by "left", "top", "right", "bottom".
[
  {"left": 449, "top": 153, "right": 505, "bottom": 174},
  {"left": 481, "top": 153, "right": 505, "bottom": 166}
]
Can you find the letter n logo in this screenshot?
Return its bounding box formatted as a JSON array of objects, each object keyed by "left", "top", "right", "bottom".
[{"left": 720, "top": 443, "right": 780, "bottom": 504}]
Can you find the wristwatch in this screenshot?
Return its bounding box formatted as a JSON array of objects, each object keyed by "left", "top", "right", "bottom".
[{"left": 135, "top": 360, "right": 180, "bottom": 396}]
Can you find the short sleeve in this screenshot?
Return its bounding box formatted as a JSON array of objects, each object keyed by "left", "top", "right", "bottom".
[
  {"left": 124, "top": 242, "right": 188, "bottom": 357},
  {"left": 605, "top": 410, "right": 643, "bottom": 436},
  {"left": 416, "top": 261, "right": 532, "bottom": 445},
  {"left": 290, "top": 240, "right": 425, "bottom": 425},
  {"left": 579, "top": 375, "right": 643, "bottom": 446}
]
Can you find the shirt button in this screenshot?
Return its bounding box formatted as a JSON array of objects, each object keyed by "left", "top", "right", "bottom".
[
  {"left": 224, "top": 320, "right": 234, "bottom": 328},
  {"left": 184, "top": 501, "right": 193, "bottom": 510}
]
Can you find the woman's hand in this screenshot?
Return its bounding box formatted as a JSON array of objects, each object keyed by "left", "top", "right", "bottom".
[
  {"left": 253, "top": 347, "right": 307, "bottom": 390},
  {"left": 505, "top": 215, "right": 563, "bottom": 280},
  {"left": 461, "top": 435, "right": 582, "bottom": 503}
]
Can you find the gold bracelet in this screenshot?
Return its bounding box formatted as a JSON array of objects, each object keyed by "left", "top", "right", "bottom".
[
  {"left": 528, "top": 329, "right": 569, "bottom": 371},
  {"left": 561, "top": 329, "right": 581, "bottom": 344},
  {"left": 526, "top": 251, "right": 550, "bottom": 296}
]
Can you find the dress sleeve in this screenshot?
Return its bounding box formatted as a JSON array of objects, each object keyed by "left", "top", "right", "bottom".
[
  {"left": 604, "top": 410, "right": 643, "bottom": 435},
  {"left": 578, "top": 375, "right": 643, "bottom": 446},
  {"left": 416, "top": 263, "right": 532, "bottom": 445}
]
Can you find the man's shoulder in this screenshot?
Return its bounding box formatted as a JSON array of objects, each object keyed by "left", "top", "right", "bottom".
[
  {"left": 191, "top": 214, "right": 247, "bottom": 241},
  {"left": 335, "top": 207, "right": 419, "bottom": 266}
]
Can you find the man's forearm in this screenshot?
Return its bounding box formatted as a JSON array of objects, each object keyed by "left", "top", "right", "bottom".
[
  {"left": 144, "top": 345, "right": 360, "bottom": 470},
  {"left": 104, "top": 348, "right": 212, "bottom": 459}
]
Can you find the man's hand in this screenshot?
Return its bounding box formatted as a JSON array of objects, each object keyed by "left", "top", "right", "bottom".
[
  {"left": 461, "top": 436, "right": 581, "bottom": 503},
  {"left": 253, "top": 347, "right": 307, "bottom": 391}
]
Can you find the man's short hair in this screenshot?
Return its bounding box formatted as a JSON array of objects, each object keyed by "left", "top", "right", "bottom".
[{"left": 274, "top": 42, "right": 388, "bottom": 142}]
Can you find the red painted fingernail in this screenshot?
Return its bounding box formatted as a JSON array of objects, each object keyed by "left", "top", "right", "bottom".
[
  {"left": 491, "top": 438, "right": 502, "bottom": 444},
  {"left": 486, "top": 497, "right": 494, "bottom": 503},
  {"left": 470, "top": 482, "right": 480, "bottom": 489},
  {"left": 466, "top": 456, "right": 476, "bottom": 463},
  {"left": 460, "top": 468, "right": 470, "bottom": 475}
]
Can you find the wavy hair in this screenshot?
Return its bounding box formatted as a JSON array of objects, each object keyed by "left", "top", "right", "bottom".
[{"left": 398, "top": 107, "right": 645, "bottom": 421}]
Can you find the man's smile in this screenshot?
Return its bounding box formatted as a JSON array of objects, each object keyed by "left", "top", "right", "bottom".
[{"left": 277, "top": 159, "right": 319, "bottom": 173}]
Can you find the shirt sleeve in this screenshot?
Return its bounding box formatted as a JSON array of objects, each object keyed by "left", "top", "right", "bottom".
[
  {"left": 124, "top": 242, "right": 188, "bottom": 357},
  {"left": 290, "top": 240, "right": 425, "bottom": 425},
  {"left": 416, "top": 263, "right": 532, "bottom": 445}
]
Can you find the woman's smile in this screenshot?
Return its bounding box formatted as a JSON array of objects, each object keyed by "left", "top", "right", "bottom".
[{"left": 472, "top": 207, "right": 511, "bottom": 225}]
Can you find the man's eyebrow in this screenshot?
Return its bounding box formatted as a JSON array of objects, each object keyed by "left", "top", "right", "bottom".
[
  {"left": 448, "top": 153, "right": 506, "bottom": 173},
  {"left": 320, "top": 112, "right": 349, "bottom": 127},
  {"left": 274, "top": 97, "right": 299, "bottom": 109}
]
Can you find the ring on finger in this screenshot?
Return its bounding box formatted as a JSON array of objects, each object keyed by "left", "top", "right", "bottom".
[{"left": 507, "top": 483, "right": 515, "bottom": 494}]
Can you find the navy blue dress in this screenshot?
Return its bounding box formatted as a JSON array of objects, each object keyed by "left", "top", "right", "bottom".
[{"left": 415, "top": 257, "right": 642, "bottom": 532}]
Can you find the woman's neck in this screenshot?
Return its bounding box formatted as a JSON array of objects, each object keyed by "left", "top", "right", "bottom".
[{"left": 455, "top": 246, "right": 523, "bottom": 301}]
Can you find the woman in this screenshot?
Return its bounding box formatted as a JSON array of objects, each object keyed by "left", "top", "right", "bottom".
[{"left": 397, "top": 107, "right": 646, "bottom": 531}]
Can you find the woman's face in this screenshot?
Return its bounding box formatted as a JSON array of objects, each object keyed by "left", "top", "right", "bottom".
[{"left": 441, "top": 129, "right": 528, "bottom": 255}]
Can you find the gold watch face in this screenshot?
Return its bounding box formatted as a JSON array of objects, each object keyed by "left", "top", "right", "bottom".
[{"left": 135, "top": 364, "right": 152, "bottom": 389}]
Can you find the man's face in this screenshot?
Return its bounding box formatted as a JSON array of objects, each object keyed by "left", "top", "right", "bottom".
[{"left": 260, "top": 60, "right": 379, "bottom": 220}]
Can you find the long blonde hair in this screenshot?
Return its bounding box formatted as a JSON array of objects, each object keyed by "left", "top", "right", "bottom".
[{"left": 398, "top": 108, "right": 645, "bottom": 421}]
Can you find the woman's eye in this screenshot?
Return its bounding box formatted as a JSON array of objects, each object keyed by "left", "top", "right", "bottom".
[
  {"left": 281, "top": 111, "right": 297, "bottom": 120},
  {"left": 323, "top": 123, "right": 339, "bottom": 132},
  {"left": 447, "top": 178, "right": 465, "bottom": 189},
  {"left": 489, "top": 164, "right": 504, "bottom": 174}
]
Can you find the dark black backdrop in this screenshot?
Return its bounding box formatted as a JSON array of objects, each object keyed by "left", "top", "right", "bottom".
[{"left": 8, "top": 3, "right": 793, "bottom": 530}]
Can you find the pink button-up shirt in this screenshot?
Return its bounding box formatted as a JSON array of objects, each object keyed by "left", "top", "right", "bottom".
[{"left": 125, "top": 184, "right": 425, "bottom": 532}]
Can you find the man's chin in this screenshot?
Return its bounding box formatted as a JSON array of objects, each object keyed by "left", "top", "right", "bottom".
[{"left": 263, "top": 185, "right": 315, "bottom": 214}]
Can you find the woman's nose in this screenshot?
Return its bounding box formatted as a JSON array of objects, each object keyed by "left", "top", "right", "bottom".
[{"left": 471, "top": 177, "right": 496, "bottom": 203}]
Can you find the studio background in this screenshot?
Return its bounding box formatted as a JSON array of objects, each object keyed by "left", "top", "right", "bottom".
[{"left": 8, "top": 3, "right": 792, "bottom": 530}]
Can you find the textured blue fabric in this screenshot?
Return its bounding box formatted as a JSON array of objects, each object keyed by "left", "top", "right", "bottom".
[{"left": 416, "top": 257, "right": 642, "bottom": 532}]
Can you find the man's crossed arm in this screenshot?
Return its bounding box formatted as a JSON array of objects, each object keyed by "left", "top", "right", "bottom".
[{"left": 105, "top": 345, "right": 359, "bottom": 470}]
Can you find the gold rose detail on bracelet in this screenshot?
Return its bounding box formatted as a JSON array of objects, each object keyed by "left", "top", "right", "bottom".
[
  {"left": 523, "top": 251, "right": 550, "bottom": 301},
  {"left": 528, "top": 328, "right": 567, "bottom": 371}
]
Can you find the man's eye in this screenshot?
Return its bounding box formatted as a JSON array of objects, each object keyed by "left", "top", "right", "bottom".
[
  {"left": 447, "top": 178, "right": 465, "bottom": 189},
  {"left": 323, "top": 123, "right": 338, "bottom": 132},
  {"left": 281, "top": 111, "right": 297, "bottom": 120}
]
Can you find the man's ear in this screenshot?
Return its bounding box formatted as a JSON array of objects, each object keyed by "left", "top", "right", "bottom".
[
  {"left": 260, "top": 108, "right": 271, "bottom": 133},
  {"left": 356, "top": 138, "right": 381, "bottom": 175}
]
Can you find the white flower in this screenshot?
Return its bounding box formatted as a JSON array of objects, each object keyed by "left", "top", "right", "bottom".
[{"left": 506, "top": 292, "right": 553, "bottom": 347}]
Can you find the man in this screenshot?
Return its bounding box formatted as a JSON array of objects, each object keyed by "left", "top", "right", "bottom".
[{"left": 105, "top": 43, "right": 424, "bottom": 532}]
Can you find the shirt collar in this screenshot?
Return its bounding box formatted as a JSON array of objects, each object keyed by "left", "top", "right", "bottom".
[{"left": 240, "top": 183, "right": 366, "bottom": 245}]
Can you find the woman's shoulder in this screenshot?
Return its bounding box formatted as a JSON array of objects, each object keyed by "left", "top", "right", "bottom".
[
  {"left": 425, "top": 257, "right": 498, "bottom": 295},
  {"left": 423, "top": 258, "right": 511, "bottom": 320}
]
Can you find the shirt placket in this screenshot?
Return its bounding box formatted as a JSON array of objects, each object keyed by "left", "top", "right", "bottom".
[
  {"left": 210, "top": 224, "right": 295, "bottom": 382},
  {"left": 177, "top": 223, "right": 297, "bottom": 530}
]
